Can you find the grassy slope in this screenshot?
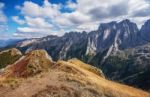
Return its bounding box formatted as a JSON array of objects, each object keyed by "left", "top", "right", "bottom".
[
  {"left": 64, "top": 59, "right": 150, "bottom": 97},
  {"left": 0, "top": 58, "right": 149, "bottom": 97}
]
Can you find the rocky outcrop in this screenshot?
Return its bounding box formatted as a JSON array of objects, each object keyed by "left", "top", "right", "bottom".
[{"left": 2, "top": 50, "right": 53, "bottom": 77}]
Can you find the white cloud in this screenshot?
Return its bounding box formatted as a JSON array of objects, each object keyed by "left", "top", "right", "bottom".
[
  {"left": 21, "top": 1, "right": 61, "bottom": 19},
  {"left": 129, "top": 0, "right": 150, "bottom": 17},
  {"left": 66, "top": 0, "right": 77, "bottom": 9},
  {"left": 0, "top": 2, "right": 8, "bottom": 39},
  {"left": 21, "top": 1, "right": 41, "bottom": 17},
  {"left": 0, "top": 3, "right": 7, "bottom": 23},
  {"left": 25, "top": 16, "right": 53, "bottom": 28},
  {"left": 17, "top": 27, "right": 50, "bottom": 33},
  {"left": 13, "top": 0, "right": 150, "bottom": 38},
  {"left": 14, "top": 27, "right": 64, "bottom": 39},
  {"left": 12, "top": 16, "right": 25, "bottom": 25}
]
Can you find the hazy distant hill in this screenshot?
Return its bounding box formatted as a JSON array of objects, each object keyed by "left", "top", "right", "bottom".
[{"left": 0, "top": 39, "right": 24, "bottom": 48}]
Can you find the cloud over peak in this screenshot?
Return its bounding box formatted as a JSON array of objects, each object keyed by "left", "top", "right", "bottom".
[{"left": 10, "top": 0, "right": 150, "bottom": 38}]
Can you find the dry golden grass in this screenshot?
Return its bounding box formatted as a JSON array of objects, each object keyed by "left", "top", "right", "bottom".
[
  {"left": 68, "top": 58, "right": 105, "bottom": 77},
  {"left": 52, "top": 60, "right": 86, "bottom": 76},
  {"left": 32, "top": 84, "right": 79, "bottom": 97},
  {"left": 66, "top": 59, "right": 150, "bottom": 97}
]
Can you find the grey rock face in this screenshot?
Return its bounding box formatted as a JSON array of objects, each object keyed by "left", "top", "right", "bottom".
[
  {"left": 95, "top": 21, "right": 118, "bottom": 52},
  {"left": 6, "top": 19, "right": 149, "bottom": 62},
  {"left": 87, "top": 20, "right": 140, "bottom": 53},
  {"left": 117, "top": 19, "right": 140, "bottom": 49},
  {"left": 140, "top": 19, "right": 150, "bottom": 42},
  {"left": 17, "top": 32, "right": 88, "bottom": 60}
]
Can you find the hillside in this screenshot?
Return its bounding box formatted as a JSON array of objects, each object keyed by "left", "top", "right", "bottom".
[
  {"left": 0, "top": 48, "right": 22, "bottom": 69},
  {"left": 0, "top": 49, "right": 149, "bottom": 97}
]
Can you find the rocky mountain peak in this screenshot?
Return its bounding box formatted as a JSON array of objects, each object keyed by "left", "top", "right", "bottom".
[
  {"left": 98, "top": 21, "right": 117, "bottom": 30},
  {"left": 143, "top": 19, "right": 150, "bottom": 26},
  {"left": 119, "top": 19, "right": 130, "bottom": 24},
  {"left": 63, "top": 31, "right": 87, "bottom": 40},
  {"left": 140, "top": 19, "right": 150, "bottom": 42},
  {"left": 117, "top": 19, "right": 139, "bottom": 49},
  {"left": 40, "top": 35, "right": 58, "bottom": 41},
  {"left": 119, "top": 19, "right": 138, "bottom": 29}
]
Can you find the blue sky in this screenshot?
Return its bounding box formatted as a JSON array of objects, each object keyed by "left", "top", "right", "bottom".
[{"left": 0, "top": 0, "right": 150, "bottom": 39}]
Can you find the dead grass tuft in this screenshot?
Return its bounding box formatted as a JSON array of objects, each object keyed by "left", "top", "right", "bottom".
[
  {"left": 68, "top": 58, "right": 105, "bottom": 78},
  {"left": 32, "top": 85, "right": 79, "bottom": 97}
]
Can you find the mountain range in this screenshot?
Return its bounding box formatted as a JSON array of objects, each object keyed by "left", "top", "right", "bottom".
[
  {"left": 5, "top": 19, "right": 149, "bottom": 59},
  {"left": 1, "top": 19, "right": 150, "bottom": 91}
]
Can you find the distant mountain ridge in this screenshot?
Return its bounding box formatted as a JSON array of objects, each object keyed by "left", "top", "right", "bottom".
[
  {"left": 7, "top": 19, "right": 149, "bottom": 60},
  {"left": 0, "top": 39, "right": 24, "bottom": 48},
  {"left": 1, "top": 19, "right": 150, "bottom": 91}
]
